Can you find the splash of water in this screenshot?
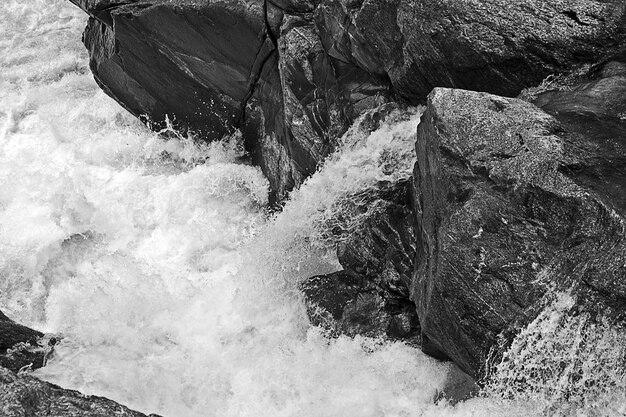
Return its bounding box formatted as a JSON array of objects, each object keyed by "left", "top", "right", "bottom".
[{"left": 486, "top": 292, "right": 626, "bottom": 416}]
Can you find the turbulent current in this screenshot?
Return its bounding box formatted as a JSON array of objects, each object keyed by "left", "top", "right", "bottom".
[{"left": 1, "top": 1, "right": 624, "bottom": 416}]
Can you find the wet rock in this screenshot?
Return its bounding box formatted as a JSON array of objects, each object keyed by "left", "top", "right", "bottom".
[
  {"left": 337, "top": 182, "right": 415, "bottom": 288},
  {"left": 317, "top": 0, "right": 626, "bottom": 102},
  {"left": 79, "top": 0, "right": 269, "bottom": 140},
  {"left": 532, "top": 57, "right": 626, "bottom": 214},
  {"left": 72, "top": 0, "right": 386, "bottom": 202},
  {"left": 69, "top": 0, "right": 626, "bottom": 201},
  {"left": 412, "top": 87, "right": 626, "bottom": 379},
  {"left": 302, "top": 269, "right": 420, "bottom": 342},
  {"left": 0, "top": 366, "right": 160, "bottom": 417},
  {"left": 302, "top": 181, "right": 420, "bottom": 343},
  {"left": 0, "top": 311, "right": 49, "bottom": 374}
]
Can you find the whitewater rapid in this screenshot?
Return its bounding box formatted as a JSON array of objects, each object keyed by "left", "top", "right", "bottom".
[{"left": 2, "top": 1, "right": 623, "bottom": 416}]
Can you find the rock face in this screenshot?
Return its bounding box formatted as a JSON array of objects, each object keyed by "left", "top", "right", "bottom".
[
  {"left": 69, "top": 0, "right": 626, "bottom": 201},
  {"left": 302, "top": 181, "right": 420, "bottom": 343},
  {"left": 316, "top": 0, "right": 626, "bottom": 101},
  {"left": 0, "top": 367, "right": 158, "bottom": 417},
  {"left": 533, "top": 55, "right": 626, "bottom": 215},
  {"left": 412, "top": 86, "right": 626, "bottom": 379}
]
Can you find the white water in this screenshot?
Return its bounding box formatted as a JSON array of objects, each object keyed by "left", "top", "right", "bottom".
[{"left": 0, "top": 1, "right": 622, "bottom": 416}]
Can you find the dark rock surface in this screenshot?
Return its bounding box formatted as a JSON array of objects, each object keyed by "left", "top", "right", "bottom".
[
  {"left": 69, "top": 0, "right": 626, "bottom": 201},
  {"left": 0, "top": 311, "right": 50, "bottom": 374},
  {"left": 412, "top": 87, "right": 626, "bottom": 379},
  {"left": 532, "top": 57, "right": 626, "bottom": 214},
  {"left": 0, "top": 367, "right": 159, "bottom": 417},
  {"left": 302, "top": 181, "right": 420, "bottom": 343}
]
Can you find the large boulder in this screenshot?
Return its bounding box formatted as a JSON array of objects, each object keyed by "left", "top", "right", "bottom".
[
  {"left": 69, "top": 0, "right": 626, "bottom": 201},
  {"left": 532, "top": 55, "right": 626, "bottom": 214},
  {"left": 411, "top": 85, "right": 626, "bottom": 379}
]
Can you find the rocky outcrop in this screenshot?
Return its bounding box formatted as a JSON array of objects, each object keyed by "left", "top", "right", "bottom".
[
  {"left": 0, "top": 367, "right": 159, "bottom": 417},
  {"left": 316, "top": 0, "right": 626, "bottom": 101},
  {"left": 302, "top": 181, "right": 420, "bottom": 343},
  {"left": 69, "top": 0, "right": 626, "bottom": 201},
  {"left": 411, "top": 85, "right": 626, "bottom": 379}
]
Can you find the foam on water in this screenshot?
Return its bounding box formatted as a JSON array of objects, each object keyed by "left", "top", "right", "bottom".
[
  {"left": 485, "top": 292, "right": 626, "bottom": 416},
  {"left": 1, "top": 1, "right": 622, "bottom": 416}
]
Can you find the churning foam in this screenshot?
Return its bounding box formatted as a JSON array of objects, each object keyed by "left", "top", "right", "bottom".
[{"left": 1, "top": 1, "right": 622, "bottom": 416}]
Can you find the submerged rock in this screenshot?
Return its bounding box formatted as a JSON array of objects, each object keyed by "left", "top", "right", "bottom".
[
  {"left": 412, "top": 87, "right": 626, "bottom": 379},
  {"left": 302, "top": 181, "right": 420, "bottom": 343},
  {"left": 434, "top": 363, "right": 480, "bottom": 405},
  {"left": 0, "top": 367, "right": 159, "bottom": 417},
  {"left": 68, "top": 0, "right": 626, "bottom": 201}
]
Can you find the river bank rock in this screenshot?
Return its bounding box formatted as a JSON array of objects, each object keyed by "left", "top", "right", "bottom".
[
  {"left": 69, "top": 0, "right": 626, "bottom": 201},
  {"left": 0, "top": 310, "right": 159, "bottom": 416},
  {"left": 412, "top": 87, "right": 626, "bottom": 379},
  {"left": 0, "top": 367, "right": 159, "bottom": 417}
]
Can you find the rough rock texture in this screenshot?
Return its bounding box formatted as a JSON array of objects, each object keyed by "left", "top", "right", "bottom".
[
  {"left": 302, "top": 181, "right": 420, "bottom": 343},
  {"left": 317, "top": 0, "right": 626, "bottom": 101},
  {"left": 0, "top": 367, "right": 159, "bottom": 417},
  {"left": 533, "top": 56, "right": 626, "bottom": 215},
  {"left": 69, "top": 0, "right": 626, "bottom": 201},
  {"left": 0, "top": 311, "right": 50, "bottom": 374},
  {"left": 412, "top": 87, "right": 626, "bottom": 379}
]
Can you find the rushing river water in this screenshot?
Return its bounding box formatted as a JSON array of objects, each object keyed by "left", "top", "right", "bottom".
[{"left": 1, "top": 1, "right": 624, "bottom": 416}]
